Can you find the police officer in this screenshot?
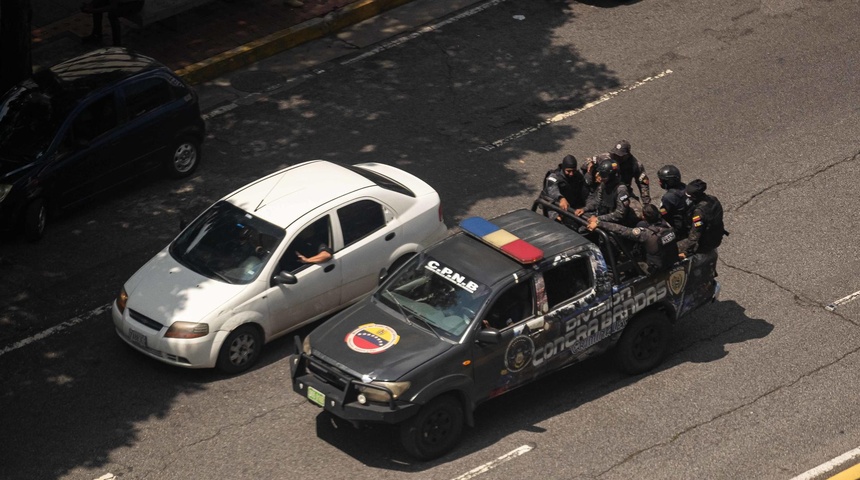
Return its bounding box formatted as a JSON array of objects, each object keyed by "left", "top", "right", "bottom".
[
  {"left": 677, "top": 179, "right": 727, "bottom": 258},
  {"left": 656, "top": 165, "right": 688, "bottom": 237},
  {"left": 542, "top": 154, "right": 589, "bottom": 221},
  {"left": 580, "top": 152, "right": 610, "bottom": 193},
  {"left": 575, "top": 158, "right": 639, "bottom": 227},
  {"left": 588, "top": 203, "right": 679, "bottom": 273},
  {"left": 581, "top": 141, "right": 651, "bottom": 210}
]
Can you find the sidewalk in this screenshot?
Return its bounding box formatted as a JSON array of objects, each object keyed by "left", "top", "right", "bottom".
[{"left": 31, "top": 0, "right": 417, "bottom": 84}]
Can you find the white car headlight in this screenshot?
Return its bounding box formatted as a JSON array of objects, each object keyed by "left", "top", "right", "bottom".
[
  {"left": 165, "top": 322, "right": 210, "bottom": 339},
  {"left": 0, "top": 184, "right": 12, "bottom": 203}
]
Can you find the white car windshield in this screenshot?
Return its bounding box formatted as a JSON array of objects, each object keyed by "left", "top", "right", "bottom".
[
  {"left": 376, "top": 254, "right": 490, "bottom": 340},
  {"left": 170, "top": 201, "right": 284, "bottom": 284}
]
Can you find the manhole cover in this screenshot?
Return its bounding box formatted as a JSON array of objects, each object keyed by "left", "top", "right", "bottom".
[{"left": 230, "top": 71, "right": 285, "bottom": 93}]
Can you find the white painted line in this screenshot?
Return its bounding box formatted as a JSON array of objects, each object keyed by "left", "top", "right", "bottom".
[
  {"left": 342, "top": 0, "right": 508, "bottom": 66},
  {"left": 0, "top": 303, "right": 110, "bottom": 358},
  {"left": 825, "top": 289, "right": 860, "bottom": 311},
  {"left": 471, "top": 70, "right": 674, "bottom": 152},
  {"left": 789, "top": 445, "right": 860, "bottom": 480},
  {"left": 452, "top": 444, "right": 534, "bottom": 480},
  {"left": 204, "top": 0, "right": 508, "bottom": 120}
]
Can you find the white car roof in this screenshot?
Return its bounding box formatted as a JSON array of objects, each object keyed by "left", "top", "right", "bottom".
[{"left": 225, "top": 160, "right": 376, "bottom": 228}]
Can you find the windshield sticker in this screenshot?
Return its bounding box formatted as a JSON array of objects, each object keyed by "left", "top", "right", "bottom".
[
  {"left": 345, "top": 323, "right": 400, "bottom": 354},
  {"left": 424, "top": 260, "right": 480, "bottom": 293}
]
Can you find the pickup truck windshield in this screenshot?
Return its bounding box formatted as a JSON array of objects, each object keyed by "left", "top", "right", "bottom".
[{"left": 376, "top": 255, "right": 490, "bottom": 339}]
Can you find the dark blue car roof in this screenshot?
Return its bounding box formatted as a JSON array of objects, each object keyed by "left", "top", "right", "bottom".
[{"left": 38, "top": 47, "right": 166, "bottom": 99}]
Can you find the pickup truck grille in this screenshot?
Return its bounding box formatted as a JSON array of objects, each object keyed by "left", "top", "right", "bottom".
[{"left": 307, "top": 357, "right": 350, "bottom": 391}]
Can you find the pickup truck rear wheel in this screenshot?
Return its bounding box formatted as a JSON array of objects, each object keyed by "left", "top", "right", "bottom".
[
  {"left": 400, "top": 394, "right": 464, "bottom": 460},
  {"left": 615, "top": 311, "right": 671, "bottom": 375}
]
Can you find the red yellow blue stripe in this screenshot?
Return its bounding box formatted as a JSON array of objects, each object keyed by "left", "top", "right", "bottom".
[{"left": 460, "top": 217, "right": 543, "bottom": 264}]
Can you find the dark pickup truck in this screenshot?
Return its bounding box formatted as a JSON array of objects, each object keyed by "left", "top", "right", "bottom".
[{"left": 290, "top": 201, "right": 720, "bottom": 460}]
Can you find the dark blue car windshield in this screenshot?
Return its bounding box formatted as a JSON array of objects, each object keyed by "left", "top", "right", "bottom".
[
  {"left": 0, "top": 83, "right": 62, "bottom": 159},
  {"left": 170, "top": 201, "right": 286, "bottom": 285}
]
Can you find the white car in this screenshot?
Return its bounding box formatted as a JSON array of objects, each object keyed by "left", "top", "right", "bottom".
[{"left": 112, "top": 160, "right": 448, "bottom": 373}]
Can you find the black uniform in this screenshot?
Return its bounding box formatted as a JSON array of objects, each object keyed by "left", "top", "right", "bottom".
[
  {"left": 542, "top": 167, "right": 589, "bottom": 217},
  {"left": 678, "top": 194, "right": 725, "bottom": 256},
  {"left": 582, "top": 180, "right": 639, "bottom": 227},
  {"left": 659, "top": 181, "right": 688, "bottom": 237},
  {"left": 599, "top": 219, "right": 679, "bottom": 273}
]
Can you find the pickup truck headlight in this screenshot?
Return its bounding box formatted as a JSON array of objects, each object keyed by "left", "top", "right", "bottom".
[
  {"left": 357, "top": 381, "right": 411, "bottom": 404},
  {"left": 0, "top": 184, "right": 11, "bottom": 203},
  {"left": 165, "top": 322, "right": 209, "bottom": 339}
]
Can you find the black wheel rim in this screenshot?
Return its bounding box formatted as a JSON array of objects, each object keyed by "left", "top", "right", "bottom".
[
  {"left": 420, "top": 408, "right": 454, "bottom": 447},
  {"left": 632, "top": 324, "right": 661, "bottom": 361}
]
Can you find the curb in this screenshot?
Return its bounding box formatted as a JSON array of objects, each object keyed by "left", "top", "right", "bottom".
[{"left": 175, "top": 0, "right": 417, "bottom": 84}]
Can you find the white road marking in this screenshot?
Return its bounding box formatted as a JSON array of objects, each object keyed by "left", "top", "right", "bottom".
[
  {"left": 205, "top": 0, "right": 508, "bottom": 120},
  {"left": 0, "top": 303, "right": 110, "bottom": 357},
  {"left": 341, "top": 0, "right": 508, "bottom": 66},
  {"left": 826, "top": 289, "right": 860, "bottom": 311},
  {"left": 451, "top": 444, "right": 534, "bottom": 480},
  {"left": 789, "top": 445, "right": 860, "bottom": 480},
  {"left": 472, "top": 70, "right": 674, "bottom": 152}
]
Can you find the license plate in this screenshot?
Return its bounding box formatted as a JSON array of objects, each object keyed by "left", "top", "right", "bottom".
[
  {"left": 307, "top": 386, "right": 325, "bottom": 407},
  {"left": 128, "top": 328, "right": 147, "bottom": 348}
]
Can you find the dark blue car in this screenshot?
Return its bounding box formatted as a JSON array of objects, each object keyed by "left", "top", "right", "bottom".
[{"left": 0, "top": 47, "right": 205, "bottom": 241}]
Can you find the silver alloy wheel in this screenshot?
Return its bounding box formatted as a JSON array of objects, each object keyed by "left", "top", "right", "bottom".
[
  {"left": 228, "top": 332, "right": 257, "bottom": 367},
  {"left": 173, "top": 141, "right": 197, "bottom": 173}
]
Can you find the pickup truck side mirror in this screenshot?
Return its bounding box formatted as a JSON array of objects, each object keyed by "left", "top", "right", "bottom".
[
  {"left": 274, "top": 271, "right": 298, "bottom": 285},
  {"left": 476, "top": 328, "right": 500, "bottom": 344}
]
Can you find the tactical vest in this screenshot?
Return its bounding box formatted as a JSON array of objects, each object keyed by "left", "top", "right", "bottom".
[
  {"left": 693, "top": 195, "right": 725, "bottom": 252},
  {"left": 598, "top": 182, "right": 638, "bottom": 227},
  {"left": 644, "top": 223, "right": 679, "bottom": 271}
]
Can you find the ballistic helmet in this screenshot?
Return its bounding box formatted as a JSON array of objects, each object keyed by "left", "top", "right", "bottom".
[
  {"left": 596, "top": 158, "right": 619, "bottom": 182},
  {"left": 657, "top": 165, "right": 682, "bottom": 186}
]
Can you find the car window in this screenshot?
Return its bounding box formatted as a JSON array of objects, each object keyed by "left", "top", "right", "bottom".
[
  {"left": 483, "top": 281, "right": 534, "bottom": 330},
  {"left": 71, "top": 94, "right": 117, "bottom": 142},
  {"left": 169, "top": 201, "right": 285, "bottom": 285},
  {"left": 542, "top": 257, "right": 593, "bottom": 311},
  {"left": 278, "top": 216, "right": 332, "bottom": 273},
  {"left": 337, "top": 199, "right": 386, "bottom": 247},
  {"left": 124, "top": 77, "right": 173, "bottom": 119}
]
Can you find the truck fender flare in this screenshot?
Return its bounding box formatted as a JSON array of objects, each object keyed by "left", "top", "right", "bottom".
[{"left": 407, "top": 374, "right": 476, "bottom": 427}]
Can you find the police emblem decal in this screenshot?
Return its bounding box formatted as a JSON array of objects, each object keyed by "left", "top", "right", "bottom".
[
  {"left": 668, "top": 268, "right": 687, "bottom": 296},
  {"left": 345, "top": 323, "right": 400, "bottom": 354},
  {"left": 504, "top": 335, "right": 535, "bottom": 372}
]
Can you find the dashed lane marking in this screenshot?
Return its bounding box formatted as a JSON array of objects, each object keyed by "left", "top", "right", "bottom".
[
  {"left": 0, "top": 304, "right": 110, "bottom": 357},
  {"left": 451, "top": 444, "right": 534, "bottom": 480},
  {"left": 471, "top": 70, "right": 674, "bottom": 152},
  {"left": 826, "top": 289, "right": 860, "bottom": 311}
]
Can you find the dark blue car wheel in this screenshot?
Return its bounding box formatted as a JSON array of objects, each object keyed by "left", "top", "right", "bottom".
[{"left": 166, "top": 136, "right": 200, "bottom": 178}]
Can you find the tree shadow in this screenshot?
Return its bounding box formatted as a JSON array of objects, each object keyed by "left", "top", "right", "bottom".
[
  {"left": 305, "top": 299, "right": 771, "bottom": 470},
  {"left": 0, "top": 0, "right": 674, "bottom": 478}
]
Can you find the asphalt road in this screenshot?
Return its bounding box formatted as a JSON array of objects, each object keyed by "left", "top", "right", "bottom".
[{"left": 3, "top": 0, "right": 860, "bottom": 478}]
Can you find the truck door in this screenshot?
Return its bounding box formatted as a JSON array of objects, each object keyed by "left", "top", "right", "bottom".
[{"left": 471, "top": 278, "right": 551, "bottom": 401}]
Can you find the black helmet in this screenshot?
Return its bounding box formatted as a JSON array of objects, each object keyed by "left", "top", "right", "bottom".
[
  {"left": 657, "top": 165, "right": 681, "bottom": 186},
  {"left": 561, "top": 154, "right": 577, "bottom": 170},
  {"left": 596, "top": 158, "right": 618, "bottom": 182}
]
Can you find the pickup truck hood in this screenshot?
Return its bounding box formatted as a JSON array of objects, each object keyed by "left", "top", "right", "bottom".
[
  {"left": 124, "top": 250, "right": 245, "bottom": 327},
  {"left": 309, "top": 298, "right": 453, "bottom": 382}
]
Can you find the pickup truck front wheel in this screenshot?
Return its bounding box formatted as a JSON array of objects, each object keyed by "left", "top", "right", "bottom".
[
  {"left": 400, "top": 394, "right": 464, "bottom": 460},
  {"left": 615, "top": 311, "right": 671, "bottom": 375}
]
